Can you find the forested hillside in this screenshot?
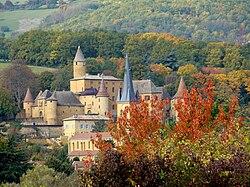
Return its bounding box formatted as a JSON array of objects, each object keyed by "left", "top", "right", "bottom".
[{"left": 43, "top": 0, "right": 249, "bottom": 43}]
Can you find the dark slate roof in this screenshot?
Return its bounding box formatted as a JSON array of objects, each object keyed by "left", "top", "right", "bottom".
[
  {"left": 74, "top": 46, "right": 85, "bottom": 62},
  {"left": 172, "top": 77, "right": 187, "bottom": 99},
  {"left": 37, "top": 90, "right": 52, "bottom": 100},
  {"left": 47, "top": 91, "right": 57, "bottom": 101},
  {"left": 119, "top": 54, "right": 137, "bottom": 102},
  {"left": 46, "top": 91, "right": 83, "bottom": 106},
  {"left": 24, "top": 88, "right": 34, "bottom": 103},
  {"left": 96, "top": 79, "right": 109, "bottom": 97},
  {"left": 80, "top": 88, "right": 98, "bottom": 96}
]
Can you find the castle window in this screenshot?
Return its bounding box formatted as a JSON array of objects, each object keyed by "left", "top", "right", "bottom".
[
  {"left": 85, "top": 124, "right": 89, "bottom": 129},
  {"left": 112, "top": 96, "right": 115, "bottom": 101},
  {"left": 99, "top": 105, "right": 100, "bottom": 109},
  {"left": 112, "top": 87, "right": 115, "bottom": 93},
  {"left": 39, "top": 111, "right": 43, "bottom": 118},
  {"left": 87, "top": 110, "right": 92, "bottom": 114},
  {"left": 88, "top": 141, "right": 91, "bottom": 149},
  {"left": 77, "top": 142, "right": 79, "bottom": 149},
  {"left": 80, "top": 124, "right": 84, "bottom": 128},
  {"left": 112, "top": 105, "right": 115, "bottom": 110},
  {"left": 92, "top": 102, "right": 94, "bottom": 106},
  {"left": 145, "top": 95, "right": 150, "bottom": 100},
  {"left": 76, "top": 62, "right": 77, "bottom": 65}
]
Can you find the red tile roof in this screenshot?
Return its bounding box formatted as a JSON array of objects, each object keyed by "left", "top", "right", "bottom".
[
  {"left": 68, "top": 150, "right": 99, "bottom": 156},
  {"left": 71, "top": 132, "right": 111, "bottom": 140}
]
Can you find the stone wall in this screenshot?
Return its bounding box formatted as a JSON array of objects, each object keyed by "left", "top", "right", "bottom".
[{"left": 20, "top": 125, "right": 63, "bottom": 138}]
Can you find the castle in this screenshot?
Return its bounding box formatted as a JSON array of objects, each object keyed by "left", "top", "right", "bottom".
[{"left": 22, "top": 46, "right": 186, "bottom": 126}]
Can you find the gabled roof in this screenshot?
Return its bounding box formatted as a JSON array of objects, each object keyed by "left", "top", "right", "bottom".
[
  {"left": 96, "top": 78, "right": 109, "bottom": 97},
  {"left": 74, "top": 46, "right": 85, "bottom": 62},
  {"left": 133, "top": 80, "right": 163, "bottom": 94},
  {"left": 24, "top": 88, "right": 34, "bottom": 103},
  {"left": 47, "top": 91, "right": 83, "bottom": 106},
  {"left": 37, "top": 90, "right": 52, "bottom": 100},
  {"left": 172, "top": 77, "right": 187, "bottom": 99},
  {"left": 47, "top": 91, "right": 57, "bottom": 101},
  {"left": 63, "top": 114, "right": 109, "bottom": 121}
]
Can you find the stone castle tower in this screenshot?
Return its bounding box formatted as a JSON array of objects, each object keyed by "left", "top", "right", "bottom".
[
  {"left": 170, "top": 76, "right": 187, "bottom": 120},
  {"left": 23, "top": 88, "right": 34, "bottom": 118},
  {"left": 46, "top": 91, "right": 58, "bottom": 125},
  {"left": 96, "top": 78, "right": 110, "bottom": 116},
  {"left": 73, "top": 46, "right": 86, "bottom": 79}
]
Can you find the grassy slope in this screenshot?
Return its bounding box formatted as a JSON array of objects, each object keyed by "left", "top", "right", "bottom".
[
  {"left": 0, "top": 9, "right": 56, "bottom": 36},
  {"left": 0, "top": 63, "right": 57, "bottom": 74}
]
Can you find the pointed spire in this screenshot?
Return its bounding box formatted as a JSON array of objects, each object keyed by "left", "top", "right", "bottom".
[
  {"left": 47, "top": 90, "right": 57, "bottom": 101},
  {"left": 96, "top": 78, "right": 109, "bottom": 97},
  {"left": 172, "top": 77, "right": 187, "bottom": 99},
  {"left": 116, "top": 88, "right": 121, "bottom": 102},
  {"left": 119, "top": 54, "right": 136, "bottom": 102},
  {"left": 24, "top": 88, "right": 34, "bottom": 103},
  {"left": 74, "top": 46, "right": 85, "bottom": 62}
]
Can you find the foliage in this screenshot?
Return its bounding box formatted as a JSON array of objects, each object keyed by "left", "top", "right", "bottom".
[
  {"left": 177, "top": 63, "right": 198, "bottom": 76},
  {"left": 0, "top": 87, "right": 18, "bottom": 119},
  {"left": 37, "top": 71, "right": 54, "bottom": 91},
  {"left": 91, "top": 121, "right": 108, "bottom": 133},
  {"left": 17, "top": 165, "right": 80, "bottom": 187},
  {"left": 43, "top": 0, "right": 249, "bottom": 43},
  {"left": 0, "top": 134, "right": 32, "bottom": 183},
  {"left": 0, "top": 60, "right": 40, "bottom": 109},
  {"left": 45, "top": 144, "right": 73, "bottom": 176}
]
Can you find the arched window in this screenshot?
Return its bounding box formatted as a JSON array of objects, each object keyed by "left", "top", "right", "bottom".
[
  {"left": 39, "top": 111, "right": 43, "bottom": 118},
  {"left": 87, "top": 110, "right": 92, "bottom": 114}
]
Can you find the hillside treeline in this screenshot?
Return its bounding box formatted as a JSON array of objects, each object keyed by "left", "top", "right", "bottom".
[
  {"left": 42, "top": 0, "right": 249, "bottom": 43},
  {"left": 1, "top": 30, "right": 249, "bottom": 73}
]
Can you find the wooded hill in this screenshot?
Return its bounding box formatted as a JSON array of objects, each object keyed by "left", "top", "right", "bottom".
[{"left": 42, "top": 0, "right": 249, "bottom": 43}]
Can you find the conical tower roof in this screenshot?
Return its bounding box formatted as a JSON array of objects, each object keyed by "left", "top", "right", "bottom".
[
  {"left": 97, "top": 78, "right": 109, "bottom": 97},
  {"left": 173, "top": 77, "right": 187, "bottom": 99},
  {"left": 119, "top": 54, "right": 136, "bottom": 102},
  {"left": 24, "top": 88, "right": 34, "bottom": 103},
  {"left": 74, "top": 46, "right": 85, "bottom": 62}
]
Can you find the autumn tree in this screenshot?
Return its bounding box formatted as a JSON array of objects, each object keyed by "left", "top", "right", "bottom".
[
  {"left": 103, "top": 97, "right": 169, "bottom": 160},
  {"left": 173, "top": 81, "right": 243, "bottom": 141},
  {"left": 0, "top": 60, "right": 40, "bottom": 109}
]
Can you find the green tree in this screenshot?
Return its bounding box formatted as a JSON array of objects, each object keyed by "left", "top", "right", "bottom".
[
  {"left": 51, "top": 64, "right": 72, "bottom": 91},
  {"left": 19, "top": 165, "right": 80, "bottom": 187},
  {"left": 45, "top": 144, "right": 73, "bottom": 176},
  {"left": 38, "top": 71, "right": 54, "bottom": 91},
  {"left": 91, "top": 121, "right": 108, "bottom": 132},
  {"left": 0, "top": 135, "right": 32, "bottom": 183},
  {"left": 0, "top": 87, "right": 18, "bottom": 119}
]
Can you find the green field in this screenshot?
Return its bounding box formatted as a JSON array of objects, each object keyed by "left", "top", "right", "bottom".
[
  {"left": 0, "top": 0, "right": 28, "bottom": 4},
  {"left": 0, "top": 9, "right": 56, "bottom": 36},
  {"left": 0, "top": 63, "right": 57, "bottom": 74}
]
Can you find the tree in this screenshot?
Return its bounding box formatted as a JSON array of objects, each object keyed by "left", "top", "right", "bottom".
[
  {"left": 177, "top": 64, "right": 198, "bottom": 76},
  {"left": 0, "top": 60, "right": 40, "bottom": 109},
  {"left": 19, "top": 165, "right": 80, "bottom": 187},
  {"left": 0, "top": 87, "right": 18, "bottom": 119},
  {"left": 173, "top": 81, "right": 243, "bottom": 141},
  {"left": 91, "top": 121, "right": 108, "bottom": 132},
  {"left": 45, "top": 144, "right": 73, "bottom": 176},
  {"left": 0, "top": 135, "right": 32, "bottom": 183},
  {"left": 38, "top": 71, "right": 54, "bottom": 91},
  {"left": 101, "top": 97, "right": 169, "bottom": 160}
]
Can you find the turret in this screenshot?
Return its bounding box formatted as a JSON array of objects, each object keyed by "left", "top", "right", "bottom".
[
  {"left": 46, "top": 91, "right": 58, "bottom": 125},
  {"left": 171, "top": 77, "right": 187, "bottom": 120},
  {"left": 96, "top": 78, "right": 110, "bottom": 116},
  {"left": 23, "top": 88, "right": 34, "bottom": 118},
  {"left": 73, "top": 46, "right": 86, "bottom": 79}
]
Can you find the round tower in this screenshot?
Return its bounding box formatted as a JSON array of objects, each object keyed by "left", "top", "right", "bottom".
[
  {"left": 23, "top": 88, "right": 34, "bottom": 118},
  {"left": 46, "top": 91, "right": 58, "bottom": 125},
  {"left": 73, "top": 46, "right": 86, "bottom": 78},
  {"left": 96, "top": 78, "right": 110, "bottom": 116}
]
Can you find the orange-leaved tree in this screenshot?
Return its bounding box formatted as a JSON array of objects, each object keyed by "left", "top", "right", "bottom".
[
  {"left": 173, "top": 81, "right": 243, "bottom": 141},
  {"left": 94, "top": 96, "right": 169, "bottom": 161}
]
